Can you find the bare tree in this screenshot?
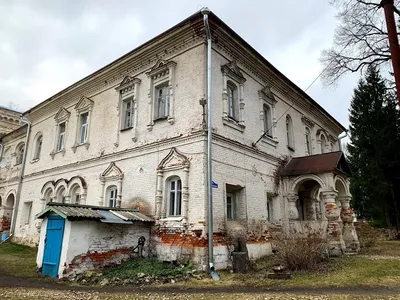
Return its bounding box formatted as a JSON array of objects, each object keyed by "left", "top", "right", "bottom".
[{"left": 320, "top": 0, "right": 399, "bottom": 85}]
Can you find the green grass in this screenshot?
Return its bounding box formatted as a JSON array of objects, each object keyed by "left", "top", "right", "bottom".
[
  {"left": 103, "top": 258, "right": 194, "bottom": 280},
  {"left": 0, "top": 243, "right": 39, "bottom": 278},
  {"left": 360, "top": 240, "right": 400, "bottom": 256}
]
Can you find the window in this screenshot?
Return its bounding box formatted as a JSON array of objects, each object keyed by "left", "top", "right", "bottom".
[
  {"left": 56, "top": 187, "right": 66, "bottom": 203},
  {"left": 122, "top": 99, "right": 133, "bottom": 129},
  {"left": 23, "top": 202, "right": 32, "bottom": 225},
  {"left": 155, "top": 84, "right": 170, "bottom": 119},
  {"left": 168, "top": 177, "right": 182, "bottom": 216},
  {"left": 226, "top": 193, "right": 234, "bottom": 220},
  {"left": 70, "top": 185, "right": 81, "bottom": 204},
  {"left": 263, "top": 104, "right": 272, "bottom": 137},
  {"left": 57, "top": 122, "right": 66, "bottom": 151},
  {"left": 227, "top": 82, "right": 238, "bottom": 120},
  {"left": 33, "top": 135, "right": 42, "bottom": 160},
  {"left": 107, "top": 185, "right": 118, "bottom": 208},
  {"left": 267, "top": 193, "right": 273, "bottom": 223},
  {"left": 44, "top": 189, "right": 53, "bottom": 203},
  {"left": 286, "top": 115, "right": 294, "bottom": 149},
  {"left": 79, "top": 113, "right": 89, "bottom": 144},
  {"left": 305, "top": 127, "right": 312, "bottom": 155},
  {"left": 16, "top": 144, "right": 24, "bottom": 165}
]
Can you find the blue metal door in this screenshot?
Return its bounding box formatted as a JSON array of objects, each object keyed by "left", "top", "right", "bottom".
[{"left": 42, "top": 216, "right": 65, "bottom": 278}]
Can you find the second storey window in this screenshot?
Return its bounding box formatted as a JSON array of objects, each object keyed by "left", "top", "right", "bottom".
[
  {"left": 33, "top": 134, "right": 43, "bottom": 160},
  {"left": 286, "top": 115, "right": 294, "bottom": 150},
  {"left": 155, "top": 84, "right": 170, "bottom": 119},
  {"left": 16, "top": 143, "right": 25, "bottom": 165},
  {"left": 305, "top": 127, "right": 312, "bottom": 155},
  {"left": 227, "top": 82, "right": 238, "bottom": 121},
  {"left": 79, "top": 113, "right": 89, "bottom": 144},
  {"left": 57, "top": 122, "right": 66, "bottom": 151},
  {"left": 168, "top": 177, "right": 182, "bottom": 216},
  {"left": 123, "top": 98, "right": 133, "bottom": 129},
  {"left": 263, "top": 104, "right": 272, "bottom": 138}
]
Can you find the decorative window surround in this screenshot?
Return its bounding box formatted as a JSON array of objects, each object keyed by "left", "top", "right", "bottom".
[
  {"left": 115, "top": 76, "right": 141, "bottom": 144},
  {"left": 258, "top": 85, "right": 278, "bottom": 146},
  {"left": 50, "top": 108, "right": 70, "bottom": 159},
  {"left": 14, "top": 143, "right": 25, "bottom": 165},
  {"left": 32, "top": 132, "right": 43, "bottom": 162},
  {"left": 155, "top": 147, "right": 190, "bottom": 226},
  {"left": 72, "top": 96, "right": 94, "bottom": 152},
  {"left": 221, "top": 60, "right": 246, "bottom": 128},
  {"left": 146, "top": 59, "right": 177, "bottom": 131},
  {"left": 99, "top": 162, "right": 124, "bottom": 208}
]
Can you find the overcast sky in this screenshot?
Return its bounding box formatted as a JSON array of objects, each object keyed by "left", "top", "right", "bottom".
[{"left": 0, "top": 0, "right": 362, "bottom": 129}]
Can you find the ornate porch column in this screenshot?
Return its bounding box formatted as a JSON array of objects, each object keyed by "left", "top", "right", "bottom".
[
  {"left": 286, "top": 193, "right": 299, "bottom": 221},
  {"left": 338, "top": 196, "right": 360, "bottom": 252},
  {"left": 321, "top": 189, "right": 345, "bottom": 256}
]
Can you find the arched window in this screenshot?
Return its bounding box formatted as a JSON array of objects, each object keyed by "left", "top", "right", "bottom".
[
  {"left": 56, "top": 187, "right": 66, "bottom": 203},
  {"left": 0, "top": 196, "right": 2, "bottom": 207},
  {"left": 33, "top": 134, "right": 43, "bottom": 160},
  {"left": 286, "top": 115, "right": 294, "bottom": 149},
  {"left": 320, "top": 135, "right": 327, "bottom": 154},
  {"left": 70, "top": 185, "right": 81, "bottom": 204},
  {"left": 16, "top": 143, "right": 25, "bottom": 165},
  {"left": 107, "top": 185, "right": 118, "bottom": 208},
  {"left": 263, "top": 104, "right": 272, "bottom": 137},
  {"left": 305, "top": 127, "right": 312, "bottom": 155},
  {"left": 168, "top": 177, "right": 182, "bottom": 216},
  {"left": 43, "top": 188, "right": 53, "bottom": 203},
  {"left": 227, "top": 81, "right": 238, "bottom": 120}
]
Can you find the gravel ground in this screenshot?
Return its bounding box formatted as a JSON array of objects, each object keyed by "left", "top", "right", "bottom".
[{"left": 1, "top": 288, "right": 400, "bottom": 300}]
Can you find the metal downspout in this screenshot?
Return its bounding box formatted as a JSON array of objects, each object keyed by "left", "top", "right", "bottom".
[
  {"left": 10, "top": 116, "right": 31, "bottom": 235},
  {"left": 201, "top": 7, "right": 218, "bottom": 279}
]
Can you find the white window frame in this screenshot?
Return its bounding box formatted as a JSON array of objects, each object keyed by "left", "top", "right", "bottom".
[
  {"left": 79, "top": 112, "right": 89, "bottom": 144},
  {"left": 226, "top": 193, "right": 234, "bottom": 220},
  {"left": 51, "top": 108, "right": 70, "bottom": 158},
  {"left": 263, "top": 104, "right": 272, "bottom": 138},
  {"left": 15, "top": 143, "right": 24, "bottom": 165},
  {"left": 286, "top": 115, "right": 294, "bottom": 150},
  {"left": 33, "top": 134, "right": 43, "bottom": 160},
  {"left": 107, "top": 185, "right": 118, "bottom": 208},
  {"left": 168, "top": 177, "right": 182, "bottom": 216},
  {"left": 122, "top": 98, "right": 134, "bottom": 129},
  {"left": 57, "top": 122, "right": 66, "bottom": 151},
  {"left": 305, "top": 127, "right": 312, "bottom": 155},
  {"left": 155, "top": 83, "right": 170, "bottom": 120}
]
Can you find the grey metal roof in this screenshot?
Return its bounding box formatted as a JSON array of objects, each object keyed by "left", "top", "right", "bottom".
[
  {"left": 35, "top": 203, "right": 154, "bottom": 224},
  {"left": 111, "top": 210, "right": 154, "bottom": 222}
]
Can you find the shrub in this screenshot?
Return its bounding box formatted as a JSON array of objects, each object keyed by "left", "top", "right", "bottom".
[
  {"left": 271, "top": 228, "right": 329, "bottom": 272},
  {"left": 354, "top": 221, "right": 382, "bottom": 248}
]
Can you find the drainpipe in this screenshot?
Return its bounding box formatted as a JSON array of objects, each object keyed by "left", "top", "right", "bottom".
[
  {"left": 0, "top": 143, "right": 3, "bottom": 163},
  {"left": 10, "top": 115, "right": 31, "bottom": 235},
  {"left": 201, "top": 7, "right": 219, "bottom": 280},
  {"left": 338, "top": 129, "right": 348, "bottom": 152}
]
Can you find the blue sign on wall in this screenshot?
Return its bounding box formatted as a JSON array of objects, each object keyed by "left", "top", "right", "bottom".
[{"left": 212, "top": 181, "right": 218, "bottom": 188}]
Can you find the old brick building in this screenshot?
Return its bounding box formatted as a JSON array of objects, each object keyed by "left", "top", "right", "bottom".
[{"left": 0, "top": 10, "right": 358, "bottom": 275}]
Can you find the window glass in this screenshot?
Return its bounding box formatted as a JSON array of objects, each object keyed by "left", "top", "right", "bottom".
[
  {"left": 57, "top": 123, "right": 66, "bottom": 151},
  {"left": 168, "top": 178, "right": 182, "bottom": 216},
  {"left": 156, "top": 85, "right": 169, "bottom": 119},
  {"left": 80, "top": 113, "right": 88, "bottom": 143}
]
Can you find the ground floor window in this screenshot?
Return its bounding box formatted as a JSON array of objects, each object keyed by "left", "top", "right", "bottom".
[
  {"left": 267, "top": 193, "right": 274, "bottom": 223},
  {"left": 107, "top": 185, "right": 118, "bottom": 208},
  {"left": 226, "top": 193, "right": 234, "bottom": 220},
  {"left": 168, "top": 177, "right": 182, "bottom": 216}
]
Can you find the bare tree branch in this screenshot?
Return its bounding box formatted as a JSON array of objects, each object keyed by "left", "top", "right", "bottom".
[{"left": 322, "top": 0, "right": 400, "bottom": 85}]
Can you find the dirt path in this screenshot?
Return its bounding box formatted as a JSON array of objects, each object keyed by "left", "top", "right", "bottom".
[{"left": 1, "top": 269, "right": 400, "bottom": 296}]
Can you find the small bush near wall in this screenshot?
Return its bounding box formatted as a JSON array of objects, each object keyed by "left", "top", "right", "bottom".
[
  {"left": 354, "top": 221, "right": 386, "bottom": 248},
  {"left": 271, "top": 228, "right": 330, "bottom": 272}
]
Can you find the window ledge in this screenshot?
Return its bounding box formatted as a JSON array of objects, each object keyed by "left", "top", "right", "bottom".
[
  {"left": 161, "top": 216, "right": 183, "bottom": 222},
  {"left": 222, "top": 117, "right": 245, "bottom": 132},
  {"left": 72, "top": 142, "right": 90, "bottom": 153},
  {"left": 120, "top": 126, "right": 133, "bottom": 132},
  {"left": 50, "top": 149, "right": 66, "bottom": 159},
  {"left": 31, "top": 158, "right": 40, "bottom": 164},
  {"left": 261, "top": 136, "right": 278, "bottom": 147},
  {"left": 154, "top": 116, "right": 168, "bottom": 123},
  {"left": 287, "top": 145, "right": 295, "bottom": 152}
]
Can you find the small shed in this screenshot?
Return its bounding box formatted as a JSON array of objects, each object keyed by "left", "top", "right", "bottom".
[{"left": 35, "top": 203, "right": 153, "bottom": 279}]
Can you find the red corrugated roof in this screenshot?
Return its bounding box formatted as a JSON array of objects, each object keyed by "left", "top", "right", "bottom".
[{"left": 280, "top": 151, "right": 351, "bottom": 177}]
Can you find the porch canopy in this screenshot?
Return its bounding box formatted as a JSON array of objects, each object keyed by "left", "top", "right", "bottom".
[
  {"left": 280, "top": 151, "right": 351, "bottom": 177},
  {"left": 35, "top": 202, "right": 154, "bottom": 224}
]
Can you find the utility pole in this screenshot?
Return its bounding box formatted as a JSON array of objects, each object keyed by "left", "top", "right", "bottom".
[{"left": 380, "top": 0, "right": 400, "bottom": 104}]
